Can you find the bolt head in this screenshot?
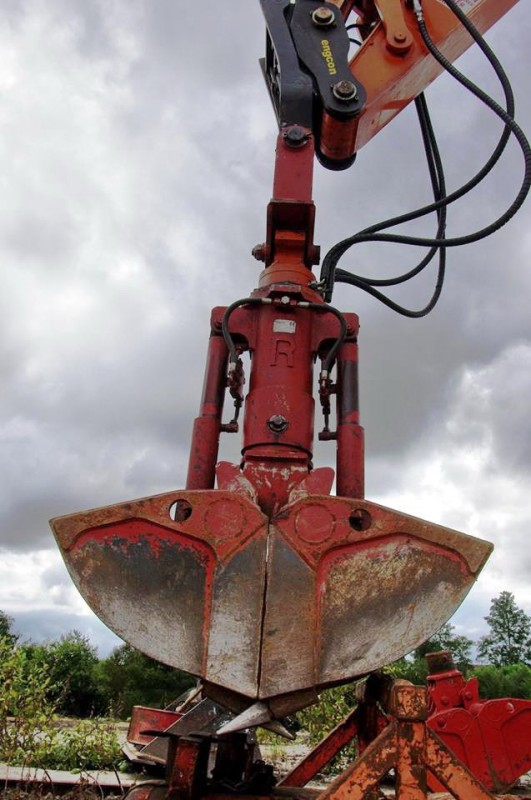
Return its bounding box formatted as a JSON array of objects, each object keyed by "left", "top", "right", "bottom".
[
  {"left": 268, "top": 414, "right": 289, "bottom": 433},
  {"left": 312, "top": 6, "right": 335, "bottom": 26},
  {"left": 333, "top": 80, "right": 357, "bottom": 102},
  {"left": 252, "top": 243, "right": 267, "bottom": 262},
  {"left": 284, "top": 125, "right": 308, "bottom": 147}
]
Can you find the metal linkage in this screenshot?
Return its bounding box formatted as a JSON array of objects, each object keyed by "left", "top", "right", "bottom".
[
  {"left": 124, "top": 678, "right": 523, "bottom": 800},
  {"left": 298, "top": 683, "right": 498, "bottom": 800}
]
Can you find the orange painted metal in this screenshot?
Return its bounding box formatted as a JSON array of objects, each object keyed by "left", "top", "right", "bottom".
[
  {"left": 280, "top": 658, "right": 531, "bottom": 796},
  {"left": 279, "top": 676, "right": 390, "bottom": 788},
  {"left": 339, "top": 0, "right": 519, "bottom": 155},
  {"left": 279, "top": 707, "right": 362, "bottom": 788},
  {"left": 316, "top": 684, "right": 496, "bottom": 800}
]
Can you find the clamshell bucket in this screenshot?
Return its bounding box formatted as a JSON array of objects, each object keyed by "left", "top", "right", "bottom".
[{"left": 51, "top": 489, "right": 492, "bottom": 708}]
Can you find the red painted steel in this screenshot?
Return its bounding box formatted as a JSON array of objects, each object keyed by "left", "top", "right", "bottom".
[
  {"left": 426, "top": 653, "right": 531, "bottom": 793},
  {"left": 166, "top": 735, "right": 210, "bottom": 800},
  {"left": 186, "top": 328, "right": 229, "bottom": 491},
  {"left": 128, "top": 706, "right": 182, "bottom": 747},
  {"left": 50, "top": 99, "right": 493, "bottom": 713},
  {"left": 50, "top": 3, "right": 529, "bottom": 799},
  {"left": 259, "top": 129, "right": 319, "bottom": 280},
  {"left": 335, "top": 336, "right": 364, "bottom": 499}
]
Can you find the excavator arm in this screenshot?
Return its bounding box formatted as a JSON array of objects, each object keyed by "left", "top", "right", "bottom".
[{"left": 260, "top": 0, "right": 518, "bottom": 168}]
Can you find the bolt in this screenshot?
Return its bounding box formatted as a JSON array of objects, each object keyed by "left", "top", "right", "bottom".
[
  {"left": 252, "top": 243, "right": 266, "bottom": 262},
  {"left": 268, "top": 415, "right": 289, "bottom": 434},
  {"left": 393, "top": 31, "right": 407, "bottom": 42},
  {"left": 333, "top": 80, "right": 358, "bottom": 102},
  {"left": 284, "top": 125, "right": 309, "bottom": 147},
  {"left": 280, "top": 295, "right": 291, "bottom": 305},
  {"left": 311, "top": 6, "right": 336, "bottom": 26}
]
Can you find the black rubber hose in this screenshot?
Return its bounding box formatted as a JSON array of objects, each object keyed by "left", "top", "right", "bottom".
[{"left": 321, "top": 0, "right": 530, "bottom": 305}]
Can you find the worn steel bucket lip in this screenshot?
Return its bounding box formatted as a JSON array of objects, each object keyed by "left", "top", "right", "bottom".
[{"left": 50, "top": 488, "right": 493, "bottom": 707}]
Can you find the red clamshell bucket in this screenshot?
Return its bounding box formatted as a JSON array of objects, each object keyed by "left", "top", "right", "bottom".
[{"left": 51, "top": 489, "right": 492, "bottom": 708}]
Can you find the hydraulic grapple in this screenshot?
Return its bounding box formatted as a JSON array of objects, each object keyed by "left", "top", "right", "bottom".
[{"left": 50, "top": 0, "right": 529, "bottom": 794}]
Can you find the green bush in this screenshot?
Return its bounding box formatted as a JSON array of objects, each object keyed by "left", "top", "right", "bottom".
[
  {"left": 97, "top": 643, "right": 195, "bottom": 718},
  {"left": 24, "top": 632, "right": 106, "bottom": 718},
  {"left": 296, "top": 685, "right": 358, "bottom": 772},
  {"left": 0, "top": 635, "right": 122, "bottom": 771},
  {"left": 0, "top": 635, "right": 57, "bottom": 766},
  {"left": 298, "top": 685, "right": 355, "bottom": 745},
  {"left": 37, "top": 719, "right": 123, "bottom": 771},
  {"left": 474, "top": 663, "right": 531, "bottom": 699}
]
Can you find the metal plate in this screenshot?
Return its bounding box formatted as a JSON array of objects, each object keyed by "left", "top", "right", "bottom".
[{"left": 50, "top": 490, "right": 492, "bottom": 705}]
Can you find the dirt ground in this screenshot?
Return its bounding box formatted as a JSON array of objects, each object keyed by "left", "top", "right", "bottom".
[{"left": 0, "top": 790, "right": 118, "bottom": 800}]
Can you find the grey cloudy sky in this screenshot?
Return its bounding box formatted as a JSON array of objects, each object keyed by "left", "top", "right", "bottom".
[{"left": 0, "top": 0, "right": 530, "bottom": 656}]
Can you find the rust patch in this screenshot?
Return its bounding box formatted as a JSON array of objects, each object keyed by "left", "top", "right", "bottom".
[{"left": 317, "top": 533, "right": 477, "bottom": 683}]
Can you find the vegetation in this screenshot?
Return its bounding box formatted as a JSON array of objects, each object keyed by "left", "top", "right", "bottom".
[
  {"left": 37, "top": 719, "right": 123, "bottom": 772},
  {"left": 298, "top": 685, "right": 355, "bottom": 746},
  {"left": 386, "top": 622, "right": 474, "bottom": 685},
  {"left": 0, "top": 635, "right": 56, "bottom": 766},
  {"left": 0, "top": 633, "right": 121, "bottom": 770},
  {"left": 0, "top": 611, "right": 18, "bottom": 646},
  {"left": 0, "top": 614, "right": 195, "bottom": 721},
  {"left": 478, "top": 591, "right": 531, "bottom": 666},
  {"left": 24, "top": 632, "right": 106, "bottom": 718},
  {"left": 97, "top": 643, "right": 195, "bottom": 717},
  {"left": 474, "top": 663, "right": 531, "bottom": 699},
  {"left": 295, "top": 685, "right": 358, "bottom": 772},
  {"left": 0, "top": 589, "right": 530, "bottom": 772},
  {"left": 0, "top": 614, "right": 192, "bottom": 771}
]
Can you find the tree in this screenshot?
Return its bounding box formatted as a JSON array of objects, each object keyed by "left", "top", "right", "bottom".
[
  {"left": 0, "top": 610, "right": 18, "bottom": 646},
  {"left": 26, "top": 631, "right": 106, "bottom": 717},
  {"left": 414, "top": 622, "right": 474, "bottom": 671},
  {"left": 98, "top": 643, "right": 195, "bottom": 718},
  {"left": 387, "top": 622, "right": 474, "bottom": 684},
  {"left": 478, "top": 591, "right": 531, "bottom": 666}
]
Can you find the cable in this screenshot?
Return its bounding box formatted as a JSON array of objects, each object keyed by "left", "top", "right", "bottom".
[
  {"left": 333, "top": 93, "right": 448, "bottom": 317},
  {"left": 221, "top": 297, "right": 262, "bottom": 366},
  {"left": 321, "top": 0, "right": 531, "bottom": 314},
  {"left": 303, "top": 302, "right": 348, "bottom": 372}
]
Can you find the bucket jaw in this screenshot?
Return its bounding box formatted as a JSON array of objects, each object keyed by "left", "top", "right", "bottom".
[{"left": 51, "top": 488, "right": 491, "bottom": 714}]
